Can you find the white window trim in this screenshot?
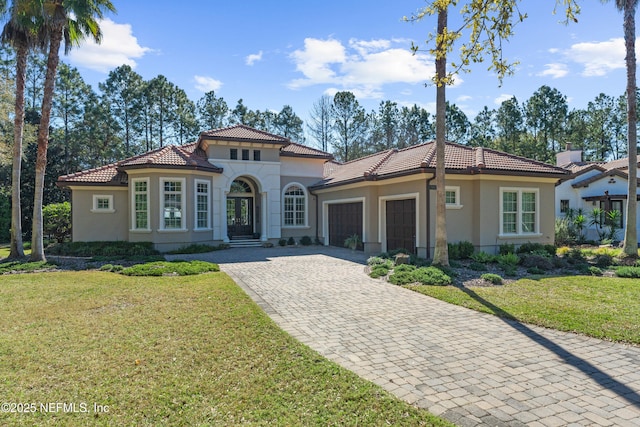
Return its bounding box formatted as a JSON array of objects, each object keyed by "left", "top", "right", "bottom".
[
  {"left": 499, "top": 187, "right": 542, "bottom": 238},
  {"left": 91, "top": 194, "right": 115, "bottom": 213},
  {"left": 445, "top": 186, "right": 463, "bottom": 210},
  {"left": 194, "top": 179, "right": 211, "bottom": 230},
  {"left": 160, "top": 177, "right": 187, "bottom": 232},
  {"left": 130, "top": 178, "right": 150, "bottom": 232},
  {"left": 281, "top": 182, "right": 309, "bottom": 228}
]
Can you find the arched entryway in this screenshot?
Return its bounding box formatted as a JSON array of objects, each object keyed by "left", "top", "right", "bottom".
[{"left": 227, "top": 177, "right": 260, "bottom": 239}]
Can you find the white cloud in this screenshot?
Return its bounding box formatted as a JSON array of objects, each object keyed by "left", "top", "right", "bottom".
[
  {"left": 565, "top": 38, "right": 626, "bottom": 77},
  {"left": 494, "top": 94, "right": 514, "bottom": 105},
  {"left": 246, "top": 51, "right": 263, "bottom": 66},
  {"left": 68, "top": 18, "right": 150, "bottom": 73},
  {"left": 538, "top": 63, "right": 569, "bottom": 79},
  {"left": 288, "top": 37, "right": 433, "bottom": 99},
  {"left": 194, "top": 75, "right": 222, "bottom": 92},
  {"left": 456, "top": 95, "right": 472, "bottom": 103}
]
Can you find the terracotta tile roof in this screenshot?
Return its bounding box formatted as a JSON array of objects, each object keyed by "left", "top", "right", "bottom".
[
  {"left": 602, "top": 157, "right": 640, "bottom": 170},
  {"left": 281, "top": 142, "right": 333, "bottom": 159},
  {"left": 314, "top": 142, "right": 567, "bottom": 188},
  {"left": 58, "top": 143, "right": 222, "bottom": 186},
  {"left": 57, "top": 162, "right": 127, "bottom": 186},
  {"left": 200, "top": 124, "right": 289, "bottom": 144}
]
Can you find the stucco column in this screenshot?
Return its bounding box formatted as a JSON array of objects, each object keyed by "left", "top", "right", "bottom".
[
  {"left": 223, "top": 191, "right": 230, "bottom": 243},
  {"left": 261, "top": 191, "right": 268, "bottom": 241}
]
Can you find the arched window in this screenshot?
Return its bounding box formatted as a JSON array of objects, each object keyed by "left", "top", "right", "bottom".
[
  {"left": 230, "top": 179, "right": 252, "bottom": 194},
  {"left": 283, "top": 184, "right": 306, "bottom": 227}
]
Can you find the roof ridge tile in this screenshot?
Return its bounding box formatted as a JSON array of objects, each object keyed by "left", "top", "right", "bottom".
[{"left": 364, "top": 149, "right": 396, "bottom": 177}]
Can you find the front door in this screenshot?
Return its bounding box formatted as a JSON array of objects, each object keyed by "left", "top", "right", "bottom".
[{"left": 227, "top": 197, "right": 253, "bottom": 238}]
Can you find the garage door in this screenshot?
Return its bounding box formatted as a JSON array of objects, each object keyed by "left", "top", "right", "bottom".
[
  {"left": 328, "top": 202, "right": 363, "bottom": 250},
  {"left": 386, "top": 199, "right": 416, "bottom": 254}
]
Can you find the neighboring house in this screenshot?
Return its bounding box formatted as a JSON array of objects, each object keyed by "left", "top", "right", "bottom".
[
  {"left": 555, "top": 143, "right": 640, "bottom": 242},
  {"left": 58, "top": 124, "right": 567, "bottom": 256}
]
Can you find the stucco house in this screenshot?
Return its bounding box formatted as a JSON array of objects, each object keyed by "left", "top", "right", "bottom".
[
  {"left": 58, "top": 124, "right": 567, "bottom": 256},
  {"left": 555, "top": 144, "right": 640, "bottom": 242}
]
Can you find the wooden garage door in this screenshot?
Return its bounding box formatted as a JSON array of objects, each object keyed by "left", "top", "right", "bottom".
[
  {"left": 328, "top": 202, "right": 363, "bottom": 250},
  {"left": 386, "top": 199, "right": 416, "bottom": 254}
]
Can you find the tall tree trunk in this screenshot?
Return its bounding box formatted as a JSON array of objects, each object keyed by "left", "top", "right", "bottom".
[
  {"left": 622, "top": 1, "right": 638, "bottom": 257},
  {"left": 432, "top": 7, "right": 449, "bottom": 266},
  {"left": 31, "top": 30, "right": 63, "bottom": 262},
  {"left": 9, "top": 42, "right": 28, "bottom": 259}
]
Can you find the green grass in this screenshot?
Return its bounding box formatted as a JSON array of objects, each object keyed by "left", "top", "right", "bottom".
[
  {"left": 407, "top": 276, "right": 640, "bottom": 344},
  {"left": 0, "top": 272, "right": 449, "bottom": 426},
  {"left": 0, "top": 260, "right": 57, "bottom": 273}
]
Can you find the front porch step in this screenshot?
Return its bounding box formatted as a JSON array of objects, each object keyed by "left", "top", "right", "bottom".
[{"left": 228, "top": 239, "right": 263, "bottom": 248}]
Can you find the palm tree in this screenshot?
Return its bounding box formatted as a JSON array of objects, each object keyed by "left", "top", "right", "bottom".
[
  {"left": 1, "top": 0, "right": 45, "bottom": 259},
  {"left": 608, "top": 0, "right": 639, "bottom": 258},
  {"left": 432, "top": 6, "right": 449, "bottom": 266},
  {"left": 30, "top": 0, "right": 115, "bottom": 262}
]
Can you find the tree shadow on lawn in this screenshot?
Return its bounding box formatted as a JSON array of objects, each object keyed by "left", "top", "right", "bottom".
[{"left": 458, "top": 285, "right": 640, "bottom": 409}]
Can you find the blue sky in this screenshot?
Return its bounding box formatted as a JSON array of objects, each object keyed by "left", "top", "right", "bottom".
[{"left": 66, "top": 1, "right": 631, "bottom": 133}]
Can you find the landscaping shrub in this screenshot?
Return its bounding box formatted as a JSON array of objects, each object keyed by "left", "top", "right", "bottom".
[
  {"left": 470, "top": 251, "right": 495, "bottom": 263},
  {"left": 120, "top": 260, "right": 219, "bottom": 276},
  {"left": 520, "top": 254, "right": 554, "bottom": 271},
  {"left": 516, "top": 242, "right": 556, "bottom": 257},
  {"left": 526, "top": 266, "right": 545, "bottom": 275},
  {"left": 367, "top": 257, "right": 393, "bottom": 269},
  {"left": 497, "top": 252, "right": 519, "bottom": 267},
  {"left": 388, "top": 270, "right": 416, "bottom": 285},
  {"left": 393, "top": 264, "right": 416, "bottom": 273},
  {"left": 469, "top": 261, "right": 488, "bottom": 271},
  {"left": 448, "top": 241, "right": 475, "bottom": 260},
  {"left": 278, "top": 238, "right": 287, "bottom": 246},
  {"left": 0, "top": 260, "right": 56, "bottom": 273},
  {"left": 166, "top": 244, "right": 226, "bottom": 254},
  {"left": 499, "top": 243, "right": 515, "bottom": 255},
  {"left": 412, "top": 267, "right": 452, "bottom": 286},
  {"left": 369, "top": 265, "right": 390, "bottom": 279},
  {"left": 556, "top": 246, "right": 571, "bottom": 257},
  {"left": 99, "top": 264, "right": 124, "bottom": 273},
  {"left": 615, "top": 266, "right": 640, "bottom": 278},
  {"left": 481, "top": 273, "right": 502, "bottom": 285},
  {"left": 594, "top": 253, "right": 614, "bottom": 268},
  {"left": 46, "top": 241, "right": 159, "bottom": 258},
  {"left": 43, "top": 202, "right": 72, "bottom": 243},
  {"left": 287, "top": 237, "right": 296, "bottom": 245},
  {"left": 566, "top": 248, "right": 586, "bottom": 264},
  {"left": 299, "top": 236, "right": 313, "bottom": 246},
  {"left": 588, "top": 266, "right": 603, "bottom": 276},
  {"left": 502, "top": 266, "right": 518, "bottom": 276}
]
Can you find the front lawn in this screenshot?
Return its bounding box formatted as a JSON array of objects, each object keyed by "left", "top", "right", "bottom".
[
  {"left": 0, "top": 271, "right": 449, "bottom": 426},
  {"left": 407, "top": 276, "right": 640, "bottom": 345}
]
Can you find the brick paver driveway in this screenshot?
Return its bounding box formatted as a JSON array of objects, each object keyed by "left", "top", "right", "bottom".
[{"left": 168, "top": 246, "right": 640, "bottom": 426}]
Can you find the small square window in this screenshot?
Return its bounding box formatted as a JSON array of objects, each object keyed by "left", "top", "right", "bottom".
[
  {"left": 242, "top": 149, "right": 249, "bottom": 160},
  {"left": 230, "top": 149, "right": 238, "bottom": 160},
  {"left": 254, "top": 150, "right": 261, "bottom": 161},
  {"left": 92, "top": 194, "right": 114, "bottom": 213},
  {"left": 560, "top": 199, "right": 570, "bottom": 213}
]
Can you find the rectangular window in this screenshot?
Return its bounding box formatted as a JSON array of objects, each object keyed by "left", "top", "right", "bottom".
[
  {"left": 132, "top": 179, "right": 149, "bottom": 230},
  {"left": 283, "top": 185, "right": 306, "bottom": 227},
  {"left": 242, "top": 149, "right": 249, "bottom": 160},
  {"left": 444, "top": 186, "right": 462, "bottom": 209},
  {"left": 560, "top": 199, "right": 570, "bottom": 214},
  {"left": 92, "top": 194, "right": 114, "bottom": 213},
  {"left": 230, "top": 148, "right": 237, "bottom": 160},
  {"left": 161, "top": 178, "right": 185, "bottom": 230},
  {"left": 500, "top": 188, "right": 539, "bottom": 235},
  {"left": 600, "top": 200, "right": 624, "bottom": 229},
  {"left": 195, "top": 180, "right": 210, "bottom": 229},
  {"left": 253, "top": 150, "right": 261, "bottom": 161},
  {"left": 445, "top": 190, "right": 456, "bottom": 205}
]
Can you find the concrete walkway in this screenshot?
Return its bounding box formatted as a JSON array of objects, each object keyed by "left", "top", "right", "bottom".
[{"left": 168, "top": 246, "right": 640, "bottom": 426}]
